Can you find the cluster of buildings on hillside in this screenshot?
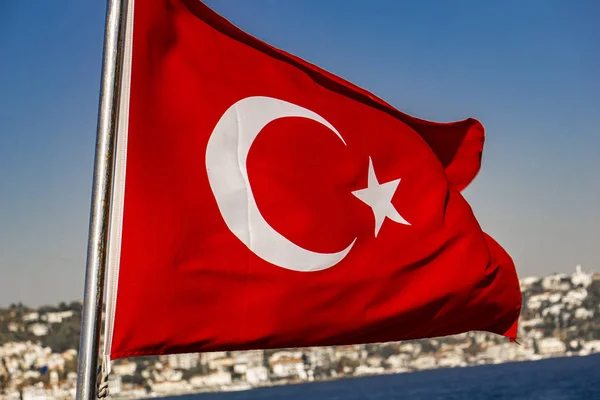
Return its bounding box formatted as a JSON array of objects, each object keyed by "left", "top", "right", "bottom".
[
  {"left": 0, "top": 342, "right": 77, "bottom": 400},
  {"left": 4, "top": 311, "right": 74, "bottom": 340},
  {"left": 1, "top": 265, "right": 599, "bottom": 400}
]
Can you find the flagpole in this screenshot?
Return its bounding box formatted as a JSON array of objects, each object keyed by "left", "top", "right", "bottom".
[{"left": 76, "top": 0, "right": 128, "bottom": 399}]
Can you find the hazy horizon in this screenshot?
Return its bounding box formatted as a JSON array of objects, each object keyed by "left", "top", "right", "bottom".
[{"left": 1, "top": 0, "right": 598, "bottom": 306}]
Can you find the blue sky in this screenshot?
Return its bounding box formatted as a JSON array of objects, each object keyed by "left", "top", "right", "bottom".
[{"left": 0, "top": 0, "right": 598, "bottom": 306}]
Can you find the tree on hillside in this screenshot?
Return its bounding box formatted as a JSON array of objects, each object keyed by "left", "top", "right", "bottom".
[{"left": 41, "top": 315, "right": 81, "bottom": 353}]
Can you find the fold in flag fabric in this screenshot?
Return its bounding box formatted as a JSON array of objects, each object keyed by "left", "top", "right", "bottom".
[{"left": 103, "top": 0, "right": 521, "bottom": 361}]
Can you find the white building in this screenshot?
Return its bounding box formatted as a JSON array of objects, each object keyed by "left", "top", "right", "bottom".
[
  {"left": 411, "top": 355, "right": 436, "bottom": 370},
  {"left": 520, "top": 276, "right": 541, "bottom": 291},
  {"left": 548, "top": 293, "right": 562, "bottom": 303},
  {"left": 22, "top": 370, "right": 41, "bottom": 380},
  {"left": 21, "top": 386, "right": 51, "bottom": 400},
  {"left": 399, "top": 342, "right": 422, "bottom": 355},
  {"left": 62, "top": 349, "right": 77, "bottom": 361},
  {"left": 200, "top": 351, "right": 228, "bottom": 364},
  {"left": 542, "top": 274, "right": 571, "bottom": 291},
  {"left": 366, "top": 355, "right": 383, "bottom": 368},
  {"left": 208, "top": 355, "right": 234, "bottom": 371},
  {"left": 43, "top": 311, "right": 73, "bottom": 324},
  {"left": 189, "top": 371, "right": 232, "bottom": 388},
  {"left": 334, "top": 345, "right": 362, "bottom": 361},
  {"left": 526, "top": 329, "right": 545, "bottom": 340},
  {"left": 112, "top": 360, "right": 137, "bottom": 376},
  {"left": 107, "top": 375, "right": 122, "bottom": 395},
  {"left": 542, "top": 304, "right": 563, "bottom": 317},
  {"left": 563, "top": 288, "right": 588, "bottom": 307},
  {"left": 22, "top": 312, "right": 39, "bottom": 322},
  {"left": 354, "top": 365, "right": 385, "bottom": 375},
  {"left": 526, "top": 293, "right": 547, "bottom": 310},
  {"left": 151, "top": 380, "right": 191, "bottom": 395},
  {"left": 537, "top": 338, "right": 566, "bottom": 355},
  {"left": 571, "top": 265, "right": 592, "bottom": 288},
  {"left": 438, "top": 354, "right": 466, "bottom": 368},
  {"left": 270, "top": 352, "right": 306, "bottom": 380},
  {"left": 232, "top": 350, "right": 264, "bottom": 368},
  {"left": 27, "top": 324, "right": 48, "bottom": 337},
  {"left": 164, "top": 353, "right": 200, "bottom": 370},
  {"left": 385, "top": 353, "right": 410, "bottom": 370},
  {"left": 574, "top": 307, "right": 593, "bottom": 319},
  {"left": 520, "top": 317, "right": 544, "bottom": 328},
  {"left": 581, "top": 341, "right": 600, "bottom": 354},
  {"left": 245, "top": 366, "right": 269, "bottom": 385},
  {"left": 307, "top": 347, "right": 335, "bottom": 368}
]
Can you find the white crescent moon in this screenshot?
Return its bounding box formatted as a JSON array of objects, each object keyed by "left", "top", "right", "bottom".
[{"left": 206, "top": 96, "right": 356, "bottom": 272}]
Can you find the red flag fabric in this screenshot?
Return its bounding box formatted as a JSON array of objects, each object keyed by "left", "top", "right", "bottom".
[{"left": 104, "top": 0, "right": 521, "bottom": 360}]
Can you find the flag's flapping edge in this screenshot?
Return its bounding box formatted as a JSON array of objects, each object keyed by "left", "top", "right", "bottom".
[
  {"left": 103, "top": 0, "right": 136, "bottom": 370},
  {"left": 182, "top": 0, "right": 485, "bottom": 191}
]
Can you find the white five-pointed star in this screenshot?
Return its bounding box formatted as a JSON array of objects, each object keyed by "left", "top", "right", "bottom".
[{"left": 352, "top": 157, "right": 410, "bottom": 237}]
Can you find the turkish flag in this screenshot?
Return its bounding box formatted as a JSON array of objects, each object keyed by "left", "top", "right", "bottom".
[{"left": 104, "top": 0, "right": 521, "bottom": 360}]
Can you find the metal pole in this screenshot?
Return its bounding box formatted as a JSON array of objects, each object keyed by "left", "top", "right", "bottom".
[{"left": 76, "top": 0, "right": 128, "bottom": 399}]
